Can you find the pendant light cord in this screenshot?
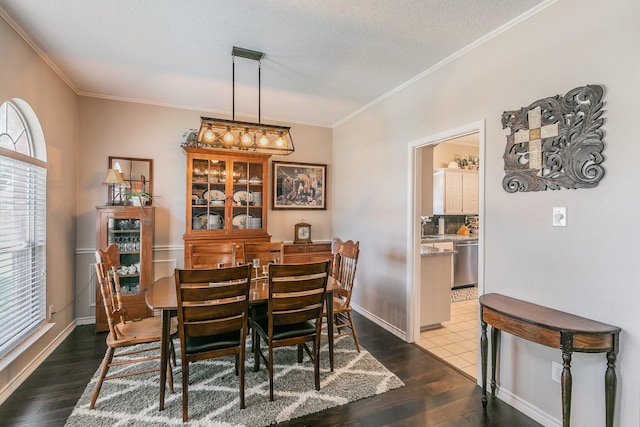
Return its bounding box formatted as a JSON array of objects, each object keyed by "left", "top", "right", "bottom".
[
  {"left": 258, "top": 59, "right": 261, "bottom": 124},
  {"left": 231, "top": 52, "right": 261, "bottom": 123}
]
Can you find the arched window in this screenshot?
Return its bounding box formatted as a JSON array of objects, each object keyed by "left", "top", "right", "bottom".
[{"left": 0, "top": 99, "right": 47, "bottom": 356}]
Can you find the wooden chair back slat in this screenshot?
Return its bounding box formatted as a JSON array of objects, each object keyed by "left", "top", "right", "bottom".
[
  {"left": 243, "top": 241, "right": 284, "bottom": 265},
  {"left": 188, "top": 242, "right": 236, "bottom": 269},
  {"left": 268, "top": 262, "right": 329, "bottom": 328},
  {"left": 175, "top": 265, "right": 251, "bottom": 338}
]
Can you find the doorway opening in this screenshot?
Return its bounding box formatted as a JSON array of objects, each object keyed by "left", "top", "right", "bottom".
[{"left": 406, "top": 121, "right": 485, "bottom": 380}]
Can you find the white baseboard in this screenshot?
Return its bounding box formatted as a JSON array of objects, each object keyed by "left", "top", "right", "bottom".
[
  {"left": 76, "top": 316, "right": 95, "bottom": 326},
  {"left": 497, "top": 387, "right": 561, "bottom": 427},
  {"left": 0, "top": 321, "right": 77, "bottom": 406},
  {"left": 352, "top": 304, "right": 558, "bottom": 427},
  {"left": 351, "top": 303, "right": 406, "bottom": 341}
]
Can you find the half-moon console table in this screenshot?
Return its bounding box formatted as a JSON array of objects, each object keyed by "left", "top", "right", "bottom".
[{"left": 479, "top": 293, "right": 620, "bottom": 427}]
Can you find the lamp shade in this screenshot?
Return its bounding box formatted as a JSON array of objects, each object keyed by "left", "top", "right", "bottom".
[{"left": 103, "top": 168, "right": 125, "bottom": 184}]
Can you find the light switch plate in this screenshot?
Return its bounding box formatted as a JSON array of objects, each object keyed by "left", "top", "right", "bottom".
[{"left": 553, "top": 207, "right": 567, "bottom": 227}]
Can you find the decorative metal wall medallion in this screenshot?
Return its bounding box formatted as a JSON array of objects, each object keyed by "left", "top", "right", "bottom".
[{"left": 501, "top": 85, "right": 605, "bottom": 192}]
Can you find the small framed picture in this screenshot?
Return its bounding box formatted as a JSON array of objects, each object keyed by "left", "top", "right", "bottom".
[{"left": 272, "top": 161, "right": 326, "bottom": 210}]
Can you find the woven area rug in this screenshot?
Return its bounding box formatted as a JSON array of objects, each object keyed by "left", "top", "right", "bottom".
[
  {"left": 451, "top": 285, "right": 478, "bottom": 303},
  {"left": 65, "top": 336, "right": 404, "bottom": 427}
]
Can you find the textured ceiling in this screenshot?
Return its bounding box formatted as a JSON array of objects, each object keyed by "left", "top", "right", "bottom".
[{"left": 0, "top": 0, "right": 548, "bottom": 127}]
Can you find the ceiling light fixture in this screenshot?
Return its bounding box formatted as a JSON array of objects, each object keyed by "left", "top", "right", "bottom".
[{"left": 196, "top": 46, "right": 295, "bottom": 155}]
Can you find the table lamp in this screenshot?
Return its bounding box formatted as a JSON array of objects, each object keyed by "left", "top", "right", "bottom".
[{"left": 103, "top": 168, "right": 126, "bottom": 205}]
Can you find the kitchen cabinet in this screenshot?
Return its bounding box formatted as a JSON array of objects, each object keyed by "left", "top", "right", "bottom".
[
  {"left": 95, "top": 206, "right": 154, "bottom": 332},
  {"left": 183, "top": 147, "right": 271, "bottom": 265},
  {"left": 433, "top": 169, "right": 478, "bottom": 215}
]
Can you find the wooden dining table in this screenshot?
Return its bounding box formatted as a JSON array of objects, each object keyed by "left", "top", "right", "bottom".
[{"left": 145, "top": 273, "right": 342, "bottom": 410}]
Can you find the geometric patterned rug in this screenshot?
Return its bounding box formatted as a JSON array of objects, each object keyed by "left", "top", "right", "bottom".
[
  {"left": 64, "top": 336, "right": 404, "bottom": 427},
  {"left": 451, "top": 285, "right": 478, "bottom": 303}
]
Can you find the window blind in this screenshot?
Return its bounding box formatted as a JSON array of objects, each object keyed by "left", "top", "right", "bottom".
[{"left": 0, "top": 155, "right": 47, "bottom": 356}]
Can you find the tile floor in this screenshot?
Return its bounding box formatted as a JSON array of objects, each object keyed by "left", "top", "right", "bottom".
[{"left": 416, "top": 296, "right": 479, "bottom": 379}]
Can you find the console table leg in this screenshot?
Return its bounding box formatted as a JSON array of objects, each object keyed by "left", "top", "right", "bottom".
[
  {"left": 561, "top": 351, "right": 573, "bottom": 427},
  {"left": 481, "top": 319, "right": 488, "bottom": 411},
  {"left": 491, "top": 327, "right": 499, "bottom": 396},
  {"left": 605, "top": 350, "right": 617, "bottom": 427}
]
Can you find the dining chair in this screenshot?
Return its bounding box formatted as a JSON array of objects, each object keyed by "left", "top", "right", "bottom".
[
  {"left": 187, "top": 241, "right": 236, "bottom": 268},
  {"left": 325, "top": 238, "right": 361, "bottom": 352},
  {"left": 174, "top": 264, "right": 252, "bottom": 421},
  {"left": 91, "top": 245, "right": 177, "bottom": 410},
  {"left": 242, "top": 241, "right": 284, "bottom": 349},
  {"left": 252, "top": 260, "right": 330, "bottom": 401},
  {"left": 242, "top": 241, "right": 284, "bottom": 265}
]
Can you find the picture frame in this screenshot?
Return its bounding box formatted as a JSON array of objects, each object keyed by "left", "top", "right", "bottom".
[{"left": 272, "top": 161, "right": 326, "bottom": 210}]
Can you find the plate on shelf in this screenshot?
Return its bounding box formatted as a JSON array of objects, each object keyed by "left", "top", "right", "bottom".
[
  {"left": 249, "top": 176, "right": 262, "bottom": 184},
  {"left": 233, "top": 191, "right": 253, "bottom": 204},
  {"left": 203, "top": 189, "right": 225, "bottom": 202},
  {"left": 210, "top": 200, "right": 224, "bottom": 206},
  {"left": 232, "top": 213, "right": 252, "bottom": 229},
  {"left": 237, "top": 178, "right": 248, "bottom": 184}
]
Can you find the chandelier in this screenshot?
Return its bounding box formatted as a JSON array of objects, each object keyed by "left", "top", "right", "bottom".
[{"left": 196, "top": 47, "right": 294, "bottom": 155}]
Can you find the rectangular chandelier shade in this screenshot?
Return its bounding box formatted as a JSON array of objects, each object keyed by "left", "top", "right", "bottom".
[
  {"left": 197, "top": 116, "right": 294, "bottom": 155},
  {"left": 191, "top": 46, "right": 295, "bottom": 156}
]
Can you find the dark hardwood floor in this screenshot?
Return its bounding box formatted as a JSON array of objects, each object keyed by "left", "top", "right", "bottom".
[{"left": 0, "top": 313, "right": 540, "bottom": 427}]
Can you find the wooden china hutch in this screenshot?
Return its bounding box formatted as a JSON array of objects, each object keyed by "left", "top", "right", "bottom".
[
  {"left": 183, "top": 146, "right": 332, "bottom": 266},
  {"left": 183, "top": 147, "right": 271, "bottom": 266},
  {"left": 95, "top": 206, "right": 154, "bottom": 331}
]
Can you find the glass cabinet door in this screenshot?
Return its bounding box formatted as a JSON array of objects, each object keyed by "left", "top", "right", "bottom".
[
  {"left": 188, "top": 154, "right": 266, "bottom": 234},
  {"left": 107, "top": 217, "right": 143, "bottom": 295},
  {"left": 230, "top": 159, "right": 264, "bottom": 231},
  {"left": 190, "top": 158, "right": 227, "bottom": 231}
]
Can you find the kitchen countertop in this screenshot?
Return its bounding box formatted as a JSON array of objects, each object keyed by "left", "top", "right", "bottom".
[
  {"left": 421, "top": 234, "right": 478, "bottom": 243},
  {"left": 420, "top": 246, "right": 456, "bottom": 257}
]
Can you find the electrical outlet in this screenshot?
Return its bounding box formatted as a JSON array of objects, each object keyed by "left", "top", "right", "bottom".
[
  {"left": 48, "top": 304, "right": 54, "bottom": 321},
  {"left": 551, "top": 361, "right": 562, "bottom": 383}
]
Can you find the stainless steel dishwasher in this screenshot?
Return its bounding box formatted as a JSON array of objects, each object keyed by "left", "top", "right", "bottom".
[{"left": 453, "top": 240, "right": 478, "bottom": 288}]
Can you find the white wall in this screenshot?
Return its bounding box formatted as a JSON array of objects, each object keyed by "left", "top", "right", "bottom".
[{"left": 333, "top": 0, "right": 640, "bottom": 425}]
